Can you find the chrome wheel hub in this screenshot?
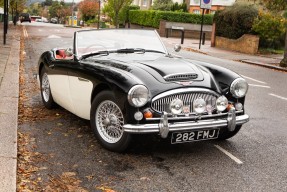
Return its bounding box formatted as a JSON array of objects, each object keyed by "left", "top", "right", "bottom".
[
  {"left": 95, "top": 100, "right": 124, "bottom": 143},
  {"left": 41, "top": 73, "right": 50, "bottom": 102}
]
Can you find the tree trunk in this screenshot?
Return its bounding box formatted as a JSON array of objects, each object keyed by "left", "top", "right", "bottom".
[
  {"left": 115, "top": 12, "right": 119, "bottom": 28},
  {"left": 280, "top": 28, "right": 287, "bottom": 68}
]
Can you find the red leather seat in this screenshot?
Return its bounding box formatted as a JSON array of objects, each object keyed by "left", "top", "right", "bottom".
[{"left": 56, "top": 50, "right": 66, "bottom": 59}]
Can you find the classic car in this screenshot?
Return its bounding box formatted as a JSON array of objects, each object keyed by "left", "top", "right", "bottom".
[{"left": 38, "top": 29, "right": 249, "bottom": 152}]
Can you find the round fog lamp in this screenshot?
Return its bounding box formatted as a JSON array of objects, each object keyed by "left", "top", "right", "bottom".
[
  {"left": 216, "top": 96, "right": 228, "bottom": 112},
  {"left": 134, "top": 111, "right": 143, "bottom": 121},
  {"left": 235, "top": 102, "right": 243, "bottom": 111},
  {"left": 193, "top": 98, "right": 206, "bottom": 114},
  {"left": 169, "top": 98, "right": 183, "bottom": 115}
]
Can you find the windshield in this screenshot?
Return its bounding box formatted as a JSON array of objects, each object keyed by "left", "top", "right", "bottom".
[{"left": 75, "top": 29, "right": 167, "bottom": 57}]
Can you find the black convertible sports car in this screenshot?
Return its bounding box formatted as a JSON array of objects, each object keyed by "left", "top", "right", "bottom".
[{"left": 38, "top": 29, "right": 249, "bottom": 152}]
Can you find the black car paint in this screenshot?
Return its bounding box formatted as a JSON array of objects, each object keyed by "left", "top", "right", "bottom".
[{"left": 38, "top": 50, "right": 245, "bottom": 124}]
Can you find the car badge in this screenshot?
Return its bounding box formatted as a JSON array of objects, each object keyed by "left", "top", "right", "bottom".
[{"left": 176, "top": 81, "right": 193, "bottom": 86}]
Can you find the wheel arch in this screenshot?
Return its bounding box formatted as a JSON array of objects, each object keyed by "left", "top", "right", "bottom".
[{"left": 90, "top": 83, "right": 112, "bottom": 104}]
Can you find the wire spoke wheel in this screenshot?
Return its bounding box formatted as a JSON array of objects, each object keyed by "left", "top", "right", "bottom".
[
  {"left": 41, "top": 73, "right": 50, "bottom": 102},
  {"left": 95, "top": 100, "right": 124, "bottom": 143}
]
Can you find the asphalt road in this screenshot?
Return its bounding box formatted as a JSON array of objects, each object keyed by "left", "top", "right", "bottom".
[{"left": 19, "top": 22, "right": 287, "bottom": 191}]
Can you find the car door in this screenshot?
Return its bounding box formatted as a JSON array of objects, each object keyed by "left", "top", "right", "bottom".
[{"left": 67, "top": 62, "right": 94, "bottom": 120}]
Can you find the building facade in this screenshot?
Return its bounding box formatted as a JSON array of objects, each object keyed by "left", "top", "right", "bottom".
[{"left": 189, "top": 0, "right": 236, "bottom": 14}]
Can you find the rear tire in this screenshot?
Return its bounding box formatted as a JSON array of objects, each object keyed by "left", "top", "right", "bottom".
[
  {"left": 218, "top": 125, "right": 242, "bottom": 140},
  {"left": 90, "top": 91, "right": 131, "bottom": 152},
  {"left": 40, "top": 67, "right": 56, "bottom": 109}
]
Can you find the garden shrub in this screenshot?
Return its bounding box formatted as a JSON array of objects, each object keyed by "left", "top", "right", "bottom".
[
  {"left": 129, "top": 10, "right": 213, "bottom": 28},
  {"left": 252, "top": 11, "right": 287, "bottom": 49},
  {"left": 213, "top": 3, "right": 258, "bottom": 39}
]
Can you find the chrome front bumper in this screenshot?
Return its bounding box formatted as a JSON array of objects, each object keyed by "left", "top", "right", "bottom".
[{"left": 123, "top": 111, "right": 249, "bottom": 138}]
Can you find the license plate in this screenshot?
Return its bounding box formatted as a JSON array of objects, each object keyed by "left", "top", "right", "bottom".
[{"left": 171, "top": 129, "right": 219, "bottom": 144}]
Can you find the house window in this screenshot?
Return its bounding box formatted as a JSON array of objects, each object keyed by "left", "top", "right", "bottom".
[
  {"left": 142, "top": 0, "right": 147, "bottom": 6},
  {"left": 193, "top": 9, "right": 200, "bottom": 14}
]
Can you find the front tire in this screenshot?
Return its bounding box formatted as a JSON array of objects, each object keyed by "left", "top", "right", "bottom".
[
  {"left": 90, "top": 91, "right": 131, "bottom": 152},
  {"left": 218, "top": 125, "right": 242, "bottom": 140},
  {"left": 40, "top": 67, "right": 56, "bottom": 109}
]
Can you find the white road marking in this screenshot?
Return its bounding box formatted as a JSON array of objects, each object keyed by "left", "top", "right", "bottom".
[
  {"left": 241, "top": 75, "right": 266, "bottom": 84},
  {"left": 269, "top": 93, "right": 287, "bottom": 101},
  {"left": 48, "top": 35, "right": 61, "bottom": 38},
  {"left": 248, "top": 84, "right": 270, "bottom": 88},
  {"left": 214, "top": 145, "right": 243, "bottom": 165}
]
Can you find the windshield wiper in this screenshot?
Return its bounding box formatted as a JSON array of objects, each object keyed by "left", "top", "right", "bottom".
[
  {"left": 80, "top": 50, "right": 109, "bottom": 60},
  {"left": 112, "top": 48, "right": 166, "bottom": 54},
  {"left": 113, "top": 48, "right": 146, "bottom": 54}
]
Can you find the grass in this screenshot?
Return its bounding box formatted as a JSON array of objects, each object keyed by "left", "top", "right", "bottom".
[{"left": 258, "top": 48, "right": 285, "bottom": 55}]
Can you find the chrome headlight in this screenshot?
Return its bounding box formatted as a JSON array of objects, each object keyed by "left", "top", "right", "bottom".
[
  {"left": 193, "top": 98, "right": 206, "bottom": 114},
  {"left": 230, "top": 78, "right": 248, "bottom": 98},
  {"left": 169, "top": 98, "right": 183, "bottom": 115},
  {"left": 128, "top": 85, "right": 149, "bottom": 107},
  {"left": 216, "top": 96, "right": 228, "bottom": 112}
]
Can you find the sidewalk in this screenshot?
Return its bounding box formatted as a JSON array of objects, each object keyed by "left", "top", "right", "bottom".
[
  {"left": 161, "top": 37, "right": 286, "bottom": 72},
  {"left": 0, "top": 23, "right": 20, "bottom": 192}
]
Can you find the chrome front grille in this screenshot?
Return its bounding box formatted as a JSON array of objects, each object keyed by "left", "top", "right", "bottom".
[
  {"left": 164, "top": 73, "right": 198, "bottom": 82},
  {"left": 151, "top": 88, "right": 219, "bottom": 114}
]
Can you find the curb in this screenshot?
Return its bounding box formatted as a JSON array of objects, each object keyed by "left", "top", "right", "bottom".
[{"left": 239, "top": 59, "right": 287, "bottom": 72}]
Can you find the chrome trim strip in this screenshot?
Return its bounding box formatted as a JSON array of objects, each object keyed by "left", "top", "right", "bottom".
[
  {"left": 123, "top": 114, "right": 249, "bottom": 133},
  {"left": 145, "top": 110, "right": 244, "bottom": 121}
]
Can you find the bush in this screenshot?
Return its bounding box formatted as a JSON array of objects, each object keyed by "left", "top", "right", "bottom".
[
  {"left": 120, "top": 5, "right": 140, "bottom": 24},
  {"left": 252, "top": 11, "right": 287, "bottom": 49},
  {"left": 214, "top": 3, "right": 258, "bottom": 39},
  {"left": 129, "top": 10, "right": 213, "bottom": 28}
]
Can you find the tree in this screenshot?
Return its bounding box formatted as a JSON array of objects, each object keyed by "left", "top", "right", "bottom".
[
  {"left": 261, "top": 0, "right": 287, "bottom": 67},
  {"left": 78, "top": 0, "right": 99, "bottom": 22},
  {"left": 103, "top": 0, "right": 132, "bottom": 28},
  {"left": 152, "top": 0, "right": 173, "bottom": 11},
  {"left": 28, "top": 2, "right": 42, "bottom": 16},
  {"left": 9, "top": 0, "right": 26, "bottom": 16}
]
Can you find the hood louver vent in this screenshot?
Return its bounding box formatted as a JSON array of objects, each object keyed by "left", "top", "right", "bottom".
[{"left": 164, "top": 73, "right": 198, "bottom": 82}]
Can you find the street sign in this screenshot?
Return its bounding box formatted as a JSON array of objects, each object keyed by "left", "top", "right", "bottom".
[{"left": 200, "top": 0, "right": 212, "bottom": 10}]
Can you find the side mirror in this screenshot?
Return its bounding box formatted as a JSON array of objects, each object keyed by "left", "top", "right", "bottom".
[
  {"left": 65, "top": 48, "right": 73, "bottom": 57},
  {"left": 174, "top": 44, "right": 181, "bottom": 52}
]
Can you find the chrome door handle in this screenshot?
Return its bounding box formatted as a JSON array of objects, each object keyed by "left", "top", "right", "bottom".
[{"left": 78, "top": 77, "right": 89, "bottom": 82}]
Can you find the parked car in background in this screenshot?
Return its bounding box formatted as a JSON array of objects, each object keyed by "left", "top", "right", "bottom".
[
  {"left": 19, "top": 13, "right": 31, "bottom": 23},
  {"left": 35, "top": 18, "right": 42, "bottom": 22},
  {"left": 42, "top": 17, "right": 48, "bottom": 23},
  {"left": 37, "top": 29, "right": 249, "bottom": 152},
  {"left": 50, "top": 18, "right": 58, "bottom": 24},
  {"left": 31, "top": 16, "right": 41, "bottom": 22}
]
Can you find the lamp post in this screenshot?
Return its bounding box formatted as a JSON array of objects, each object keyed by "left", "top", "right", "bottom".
[
  {"left": 97, "top": 0, "right": 101, "bottom": 29},
  {"left": 3, "top": 0, "right": 8, "bottom": 44},
  {"left": 71, "top": 0, "right": 74, "bottom": 26}
]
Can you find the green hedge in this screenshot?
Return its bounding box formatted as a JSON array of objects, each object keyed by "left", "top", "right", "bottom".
[{"left": 129, "top": 10, "right": 213, "bottom": 28}]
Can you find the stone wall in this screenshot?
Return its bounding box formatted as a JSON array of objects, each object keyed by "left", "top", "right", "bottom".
[{"left": 215, "top": 34, "right": 259, "bottom": 54}]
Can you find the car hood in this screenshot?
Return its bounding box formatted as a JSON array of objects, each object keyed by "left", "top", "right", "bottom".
[{"left": 85, "top": 54, "right": 222, "bottom": 95}]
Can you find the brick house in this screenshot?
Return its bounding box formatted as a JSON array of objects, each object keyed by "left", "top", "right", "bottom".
[
  {"left": 132, "top": 0, "right": 244, "bottom": 14},
  {"left": 188, "top": 0, "right": 236, "bottom": 14}
]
